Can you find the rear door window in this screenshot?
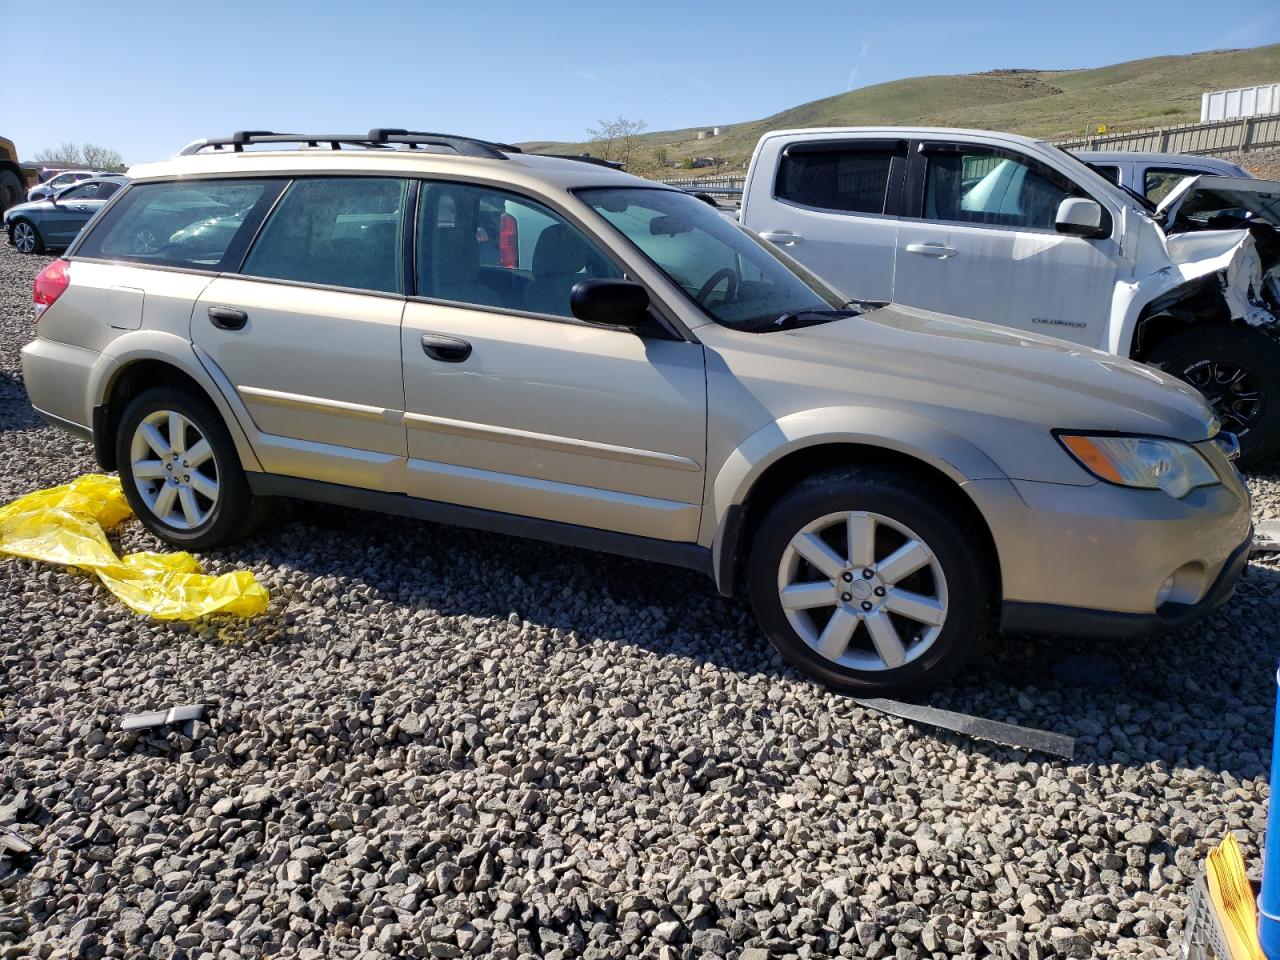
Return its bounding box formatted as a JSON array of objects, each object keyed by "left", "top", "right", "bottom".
[
  {"left": 775, "top": 144, "right": 897, "bottom": 214},
  {"left": 1144, "top": 168, "right": 1196, "bottom": 204},
  {"left": 75, "top": 178, "right": 282, "bottom": 269},
  {"left": 921, "top": 147, "right": 1073, "bottom": 230},
  {"left": 241, "top": 177, "right": 408, "bottom": 294}
]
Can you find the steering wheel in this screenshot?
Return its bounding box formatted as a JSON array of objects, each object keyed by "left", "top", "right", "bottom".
[{"left": 695, "top": 267, "right": 739, "bottom": 306}]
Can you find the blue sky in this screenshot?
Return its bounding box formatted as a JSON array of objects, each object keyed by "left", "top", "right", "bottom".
[{"left": 2, "top": 0, "right": 1278, "bottom": 164}]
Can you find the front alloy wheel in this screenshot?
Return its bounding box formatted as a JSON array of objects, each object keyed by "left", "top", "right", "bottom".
[
  {"left": 747, "top": 466, "right": 991, "bottom": 695},
  {"left": 11, "top": 220, "right": 40, "bottom": 254},
  {"left": 129, "top": 410, "right": 220, "bottom": 530},
  {"left": 778, "top": 510, "right": 948, "bottom": 672}
]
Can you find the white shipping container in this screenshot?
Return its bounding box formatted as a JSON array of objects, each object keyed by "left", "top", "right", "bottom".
[{"left": 1202, "top": 82, "right": 1280, "bottom": 121}]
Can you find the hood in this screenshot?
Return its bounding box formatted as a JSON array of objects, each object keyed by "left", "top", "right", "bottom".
[
  {"left": 3, "top": 198, "right": 51, "bottom": 220},
  {"left": 733, "top": 304, "right": 1217, "bottom": 442},
  {"left": 1158, "top": 175, "right": 1280, "bottom": 232}
]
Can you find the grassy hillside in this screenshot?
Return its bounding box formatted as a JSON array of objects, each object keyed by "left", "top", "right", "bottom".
[{"left": 525, "top": 44, "right": 1280, "bottom": 175}]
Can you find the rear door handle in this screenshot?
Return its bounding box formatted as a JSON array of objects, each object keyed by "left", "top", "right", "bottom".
[
  {"left": 905, "top": 242, "right": 958, "bottom": 259},
  {"left": 207, "top": 305, "right": 248, "bottom": 330},
  {"left": 421, "top": 333, "right": 472, "bottom": 363},
  {"left": 759, "top": 231, "right": 803, "bottom": 245}
]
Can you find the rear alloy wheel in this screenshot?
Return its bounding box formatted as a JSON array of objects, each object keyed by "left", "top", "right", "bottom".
[
  {"left": 10, "top": 220, "right": 43, "bottom": 255},
  {"left": 748, "top": 466, "right": 991, "bottom": 695},
  {"left": 116, "top": 387, "right": 267, "bottom": 549},
  {"left": 1147, "top": 324, "right": 1280, "bottom": 465}
]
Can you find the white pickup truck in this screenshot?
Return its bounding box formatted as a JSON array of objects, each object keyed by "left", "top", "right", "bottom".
[{"left": 739, "top": 128, "right": 1280, "bottom": 461}]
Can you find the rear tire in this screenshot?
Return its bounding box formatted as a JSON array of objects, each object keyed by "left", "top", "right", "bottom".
[
  {"left": 1146, "top": 325, "right": 1280, "bottom": 465},
  {"left": 0, "top": 170, "right": 22, "bottom": 213},
  {"left": 746, "top": 466, "right": 992, "bottom": 696},
  {"left": 115, "top": 387, "right": 267, "bottom": 549},
  {"left": 9, "top": 219, "right": 43, "bottom": 255}
]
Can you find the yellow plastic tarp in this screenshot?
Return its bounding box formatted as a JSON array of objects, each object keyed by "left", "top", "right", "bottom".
[{"left": 0, "top": 474, "right": 268, "bottom": 621}]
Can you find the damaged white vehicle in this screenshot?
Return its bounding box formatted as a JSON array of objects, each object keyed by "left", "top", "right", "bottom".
[{"left": 741, "top": 129, "right": 1280, "bottom": 461}]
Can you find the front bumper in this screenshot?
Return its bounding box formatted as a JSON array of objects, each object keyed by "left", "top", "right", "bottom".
[
  {"left": 1001, "top": 531, "right": 1250, "bottom": 637},
  {"left": 964, "top": 455, "right": 1252, "bottom": 638}
]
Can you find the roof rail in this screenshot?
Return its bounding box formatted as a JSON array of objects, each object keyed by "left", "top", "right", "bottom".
[
  {"left": 542, "top": 153, "right": 625, "bottom": 170},
  {"left": 178, "top": 129, "right": 520, "bottom": 159}
]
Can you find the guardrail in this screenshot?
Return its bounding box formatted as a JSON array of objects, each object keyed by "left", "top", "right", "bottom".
[{"left": 1051, "top": 112, "right": 1280, "bottom": 156}]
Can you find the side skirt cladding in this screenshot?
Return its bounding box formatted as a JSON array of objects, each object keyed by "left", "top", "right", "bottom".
[{"left": 246, "top": 472, "right": 715, "bottom": 577}]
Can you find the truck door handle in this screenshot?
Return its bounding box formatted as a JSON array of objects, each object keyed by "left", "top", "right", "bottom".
[
  {"left": 421, "top": 333, "right": 472, "bottom": 363},
  {"left": 905, "top": 242, "right": 957, "bottom": 259},
  {"left": 207, "top": 306, "right": 248, "bottom": 330},
  {"left": 759, "top": 231, "right": 804, "bottom": 245}
]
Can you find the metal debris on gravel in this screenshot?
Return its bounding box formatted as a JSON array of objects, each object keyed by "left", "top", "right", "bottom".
[{"left": 1, "top": 241, "right": 1278, "bottom": 958}]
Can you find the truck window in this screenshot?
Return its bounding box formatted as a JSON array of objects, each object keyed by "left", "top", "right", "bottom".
[
  {"left": 775, "top": 147, "right": 895, "bottom": 214},
  {"left": 1144, "top": 168, "right": 1195, "bottom": 205},
  {"left": 923, "top": 149, "right": 1072, "bottom": 231}
]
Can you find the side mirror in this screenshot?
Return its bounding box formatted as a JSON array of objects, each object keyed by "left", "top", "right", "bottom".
[
  {"left": 1055, "top": 197, "right": 1107, "bottom": 238},
  {"left": 570, "top": 279, "right": 650, "bottom": 329}
]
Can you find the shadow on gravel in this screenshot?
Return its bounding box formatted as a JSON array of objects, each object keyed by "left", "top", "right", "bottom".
[
  {"left": 0, "top": 371, "right": 42, "bottom": 432},
  {"left": 213, "top": 498, "right": 1280, "bottom": 780}
]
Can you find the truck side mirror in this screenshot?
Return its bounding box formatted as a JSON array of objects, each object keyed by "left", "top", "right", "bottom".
[{"left": 1055, "top": 198, "right": 1107, "bottom": 239}]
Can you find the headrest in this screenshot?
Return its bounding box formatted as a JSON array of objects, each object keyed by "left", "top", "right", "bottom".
[{"left": 532, "top": 223, "right": 591, "bottom": 278}]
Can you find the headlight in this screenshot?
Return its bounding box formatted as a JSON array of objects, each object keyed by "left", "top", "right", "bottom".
[{"left": 1058, "top": 434, "right": 1219, "bottom": 498}]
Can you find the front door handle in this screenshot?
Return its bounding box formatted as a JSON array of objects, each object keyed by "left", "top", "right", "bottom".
[
  {"left": 905, "top": 242, "right": 958, "bottom": 259},
  {"left": 208, "top": 305, "right": 248, "bottom": 330},
  {"left": 421, "top": 333, "right": 472, "bottom": 363},
  {"left": 759, "top": 231, "right": 804, "bottom": 245}
]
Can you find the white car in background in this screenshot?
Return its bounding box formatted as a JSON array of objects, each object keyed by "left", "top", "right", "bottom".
[{"left": 740, "top": 128, "right": 1280, "bottom": 460}]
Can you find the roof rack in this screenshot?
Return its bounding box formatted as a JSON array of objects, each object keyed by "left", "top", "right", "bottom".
[{"left": 178, "top": 128, "right": 522, "bottom": 159}]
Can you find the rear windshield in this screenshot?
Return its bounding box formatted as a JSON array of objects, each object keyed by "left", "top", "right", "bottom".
[
  {"left": 578, "top": 187, "right": 845, "bottom": 331},
  {"left": 74, "top": 179, "right": 283, "bottom": 270}
]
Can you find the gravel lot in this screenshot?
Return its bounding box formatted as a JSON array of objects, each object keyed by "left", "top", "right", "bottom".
[{"left": 1, "top": 240, "right": 1278, "bottom": 960}]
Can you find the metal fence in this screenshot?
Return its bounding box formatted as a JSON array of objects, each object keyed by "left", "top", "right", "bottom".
[{"left": 1051, "top": 112, "right": 1280, "bottom": 156}]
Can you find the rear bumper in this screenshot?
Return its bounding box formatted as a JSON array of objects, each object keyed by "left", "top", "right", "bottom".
[
  {"left": 1001, "top": 530, "right": 1251, "bottom": 638},
  {"left": 20, "top": 336, "right": 100, "bottom": 433}
]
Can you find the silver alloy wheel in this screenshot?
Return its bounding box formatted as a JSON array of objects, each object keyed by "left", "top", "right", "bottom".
[
  {"left": 777, "top": 510, "right": 949, "bottom": 672},
  {"left": 129, "top": 410, "right": 219, "bottom": 530},
  {"left": 11, "top": 221, "right": 36, "bottom": 254}
]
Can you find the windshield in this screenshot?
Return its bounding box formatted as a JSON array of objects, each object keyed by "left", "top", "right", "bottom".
[{"left": 578, "top": 187, "right": 849, "bottom": 331}]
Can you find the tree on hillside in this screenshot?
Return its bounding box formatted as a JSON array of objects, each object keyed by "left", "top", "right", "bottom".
[
  {"left": 34, "top": 141, "right": 126, "bottom": 171},
  {"left": 586, "top": 116, "right": 648, "bottom": 169},
  {"left": 652, "top": 146, "right": 669, "bottom": 168}
]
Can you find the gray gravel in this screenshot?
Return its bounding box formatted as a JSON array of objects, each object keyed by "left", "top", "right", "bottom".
[{"left": 1, "top": 239, "right": 1278, "bottom": 960}]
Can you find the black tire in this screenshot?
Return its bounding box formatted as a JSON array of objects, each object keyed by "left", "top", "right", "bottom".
[
  {"left": 1146, "top": 324, "right": 1280, "bottom": 465},
  {"left": 9, "top": 218, "right": 44, "bottom": 255},
  {"left": 0, "top": 170, "right": 22, "bottom": 214},
  {"left": 746, "top": 466, "right": 992, "bottom": 696},
  {"left": 115, "top": 386, "right": 268, "bottom": 549}
]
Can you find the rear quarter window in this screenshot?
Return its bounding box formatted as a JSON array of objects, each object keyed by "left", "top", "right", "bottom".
[{"left": 74, "top": 179, "right": 283, "bottom": 270}]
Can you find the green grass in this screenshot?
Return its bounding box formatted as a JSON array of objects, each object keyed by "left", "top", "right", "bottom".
[{"left": 523, "top": 44, "right": 1280, "bottom": 175}]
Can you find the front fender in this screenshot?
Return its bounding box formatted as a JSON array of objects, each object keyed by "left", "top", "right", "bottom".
[{"left": 703, "top": 406, "right": 1007, "bottom": 583}]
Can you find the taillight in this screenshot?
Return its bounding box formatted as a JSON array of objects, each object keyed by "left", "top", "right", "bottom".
[
  {"left": 33, "top": 259, "right": 70, "bottom": 319},
  {"left": 498, "top": 213, "right": 518, "bottom": 269}
]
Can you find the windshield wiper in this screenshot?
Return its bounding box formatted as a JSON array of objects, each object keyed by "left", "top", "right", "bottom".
[
  {"left": 766, "top": 309, "right": 862, "bottom": 331},
  {"left": 842, "top": 298, "right": 888, "bottom": 312}
]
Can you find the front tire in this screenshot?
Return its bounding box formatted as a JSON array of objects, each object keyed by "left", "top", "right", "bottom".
[
  {"left": 115, "top": 387, "right": 266, "bottom": 549},
  {"left": 1146, "top": 324, "right": 1280, "bottom": 465},
  {"left": 747, "top": 466, "right": 992, "bottom": 695},
  {"left": 9, "top": 219, "right": 43, "bottom": 255}
]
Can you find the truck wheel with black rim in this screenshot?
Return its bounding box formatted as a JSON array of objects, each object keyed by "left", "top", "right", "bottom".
[
  {"left": 1146, "top": 325, "right": 1280, "bottom": 465},
  {"left": 0, "top": 170, "right": 22, "bottom": 213},
  {"left": 115, "top": 386, "right": 268, "bottom": 549},
  {"left": 746, "top": 466, "right": 993, "bottom": 696}
]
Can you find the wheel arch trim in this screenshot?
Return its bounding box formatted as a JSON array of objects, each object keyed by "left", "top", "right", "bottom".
[
  {"left": 705, "top": 406, "right": 1006, "bottom": 593},
  {"left": 93, "top": 335, "right": 263, "bottom": 472}
]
